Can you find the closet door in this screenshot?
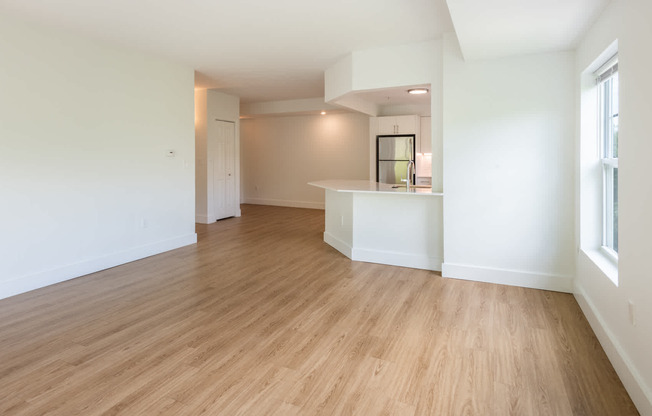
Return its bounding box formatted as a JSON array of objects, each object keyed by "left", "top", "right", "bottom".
[{"left": 211, "top": 120, "right": 236, "bottom": 220}]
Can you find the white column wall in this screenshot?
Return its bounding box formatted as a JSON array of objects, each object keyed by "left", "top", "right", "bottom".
[
  {"left": 194, "top": 89, "right": 209, "bottom": 222},
  {"left": 441, "top": 34, "right": 576, "bottom": 292}
]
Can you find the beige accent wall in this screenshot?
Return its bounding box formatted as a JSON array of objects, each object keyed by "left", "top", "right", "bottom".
[{"left": 241, "top": 113, "right": 369, "bottom": 209}]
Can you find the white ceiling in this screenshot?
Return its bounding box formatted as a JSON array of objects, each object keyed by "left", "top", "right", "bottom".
[
  {"left": 350, "top": 85, "right": 432, "bottom": 116},
  {"left": 446, "top": 0, "right": 610, "bottom": 60},
  {"left": 0, "top": 0, "right": 453, "bottom": 104},
  {"left": 1, "top": 0, "right": 609, "bottom": 105},
  {"left": 355, "top": 85, "right": 432, "bottom": 108}
]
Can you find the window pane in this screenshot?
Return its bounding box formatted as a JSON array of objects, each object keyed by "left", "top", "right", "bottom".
[
  {"left": 602, "top": 78, "right": 611, "bottom": 158},
  {"left": 612, "top": 113, "right": 618, "bottom": 158},
  {"left": 597, "top": 60, "right": 619, "bottom": 257},
  {"left": 612, "top": 74, "right": 619, "bottom": 158},
  {"left": 613, "top": 167, "right": 618, "bottom": 252}
]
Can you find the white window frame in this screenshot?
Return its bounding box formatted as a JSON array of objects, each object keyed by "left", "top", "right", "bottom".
[{"left": 596, "top": 57, "right": 618, "bottom": 262}]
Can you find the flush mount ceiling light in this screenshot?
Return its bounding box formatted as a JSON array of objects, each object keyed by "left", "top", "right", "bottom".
[
  {"left": 320, "top": 111, "right": 326, "bottom": 115},
  {"left": 407, "top": 88, "right": 429, "bottom": 95}
]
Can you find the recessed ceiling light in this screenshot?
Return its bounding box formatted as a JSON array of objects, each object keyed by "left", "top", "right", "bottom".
[
  {"left": 320, "top": 111, "right": 326, "bottom": 115},
  {"left": 407, "top": 88, "right": 429, "bottom": 95}
]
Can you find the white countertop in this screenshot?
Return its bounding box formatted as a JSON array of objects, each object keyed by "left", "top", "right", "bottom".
[{"left": 308, "top": 180, "right": 443, "bottom": 196}]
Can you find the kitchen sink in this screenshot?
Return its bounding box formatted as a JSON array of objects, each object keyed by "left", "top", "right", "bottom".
[{"left": 391, "top": 185, "right": 432, "bottom": 189}]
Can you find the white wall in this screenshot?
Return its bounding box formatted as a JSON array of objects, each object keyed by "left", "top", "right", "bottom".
[
  {"left": 325, "top": 39, "right": 442, "bottom": 118},
  {"left": 321, "top": 189, "right": 443, "bottom": 271},
  {"left": 352, "top": 193, "right": 443, "bottom": 271},
  {"left": 324, "top": 54, "right": 353, "bottom": 103},
  {"left": 195, "top": 89, "right": 209, "bottom": 222},
  {"left": 195, "top": 89, "right": 241, "bottom": 222},
  {"left": 324, "top": 40, "right": 441, "bottom": 102},
  {"left": 240, "top": 97, "right": 339, "bottom": 117},
  {"left": 0, "top": 15, "right": 196, "bottom": 300},
  {"left": 441, "top": 34, "right": 576, "bottom": 292},
  {"left": 351, "top": 40, "right": 441, "bottom": 93},
  {"left": 574, "top": 0, "right": 652, "bottom": 413},
  {"left": 241, "top": 113, "right": 369, "bottom": 209}
]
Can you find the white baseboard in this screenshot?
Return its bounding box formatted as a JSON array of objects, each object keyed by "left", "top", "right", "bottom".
[
  {"left": 353, "top": 248, "right": 442, "bottom": 271},
  {"left": 197, "top": 209, "right": 242, "bottom": 222},
  {"left": 442, "top": 262, "right": 573, "bottom": 293},
  {"left": 324, "top": 232, "right": 352, "bottom": 258},
  {"left": 324, "top": 232, "right": 442, "bottom": 271},
  {"left": 244, "top": 197, "right": 324, "bottom": 210},
  {"left": 195, "top": 215, "right": 211, "bottom": 224},
  {"left": 0, "top": 233, "right": 198, "bottom": 301},
  {"left": 574, "top": 283, "right": 652, "bottom": 415}
]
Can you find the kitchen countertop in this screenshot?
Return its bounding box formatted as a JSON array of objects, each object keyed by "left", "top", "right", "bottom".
[{"left": 308, "top": 180, "right": 443, "bottom": 196}]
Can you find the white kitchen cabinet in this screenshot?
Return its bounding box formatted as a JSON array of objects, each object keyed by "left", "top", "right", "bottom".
[
  {"left": 377, "top": 115, "right": 418, "bottom": 135},
  {"left": 419, "top": 116, "right": 432, "bottom": 154}
]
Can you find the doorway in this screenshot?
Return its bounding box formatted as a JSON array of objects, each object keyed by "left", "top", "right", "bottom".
[{"left": 210, "top": 120, "right": 236, "bottom": 220}]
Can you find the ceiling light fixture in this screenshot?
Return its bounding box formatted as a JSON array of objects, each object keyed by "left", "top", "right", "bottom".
[
  {"left": 407, "top": 88, "right": 429, "bottom": 95},
  {"left": 320, "top": 111, "right": 326, "bottom": 115}
]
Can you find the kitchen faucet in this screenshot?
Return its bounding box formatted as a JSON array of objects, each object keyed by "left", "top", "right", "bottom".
[{"left": 402, "top": 160, "right": 415, "bottom": 190}]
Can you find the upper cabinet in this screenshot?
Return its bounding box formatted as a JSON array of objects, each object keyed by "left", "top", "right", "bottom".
[{"left": 377, "top": 115, "right": 419, "bottom": 135}]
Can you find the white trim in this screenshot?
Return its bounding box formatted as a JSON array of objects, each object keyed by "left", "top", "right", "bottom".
[
  {"left": 600, "top": 245, "right": 618, "bottom": 264},
  {"left": 594, "top": 60, "right": 618, "bottom": 83},
  {"left": 0, "top": 233, "right": 198, "bottom": 301},
  {"left": 195, "top": 215, "right": 211, "bottom": 224},
  {"left": 352, "top": 248, "right": 442, "bottom": 271},
  {"left": 441, "top": 263, "right": 573, "bottom": 293},
  {"left": 574, "top": 283, "right": 652, "bottom": 415},
  {"left": 199, "top": 212, "right": 244, "bottom": 223},
  {"left": 323, "top": 232, "right": 352, "bottom": 258},
  {"left": 324, "top": 232, "right": 442, "bottom": 271},
  {"left": 244, "top": 197, "right": 324, "bottom": 210},
  {"left": 583, "top": 248, "right": 618, "bottom": 286},
  {"left": 593, "top": 54, "right": 618, "bottom": 76},
  {"left": 602, "top": 158, "right": 618, "bottom": 167}
]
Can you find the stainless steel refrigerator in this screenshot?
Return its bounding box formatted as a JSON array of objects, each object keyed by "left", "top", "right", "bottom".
[{"left": 376, "top": 135, "right": 415, "bottom": 184}]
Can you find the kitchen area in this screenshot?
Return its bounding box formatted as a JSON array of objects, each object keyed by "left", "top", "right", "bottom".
[
  {"left": 309, "top": 104, "right": 444, "bottom": 272},
  {"left": 240, "top": 59, "right": 443, "bottom": 272}
]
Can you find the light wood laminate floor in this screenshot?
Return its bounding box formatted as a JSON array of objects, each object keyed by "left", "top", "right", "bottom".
[{"left": 0, "top": 205, "right": 638, "bottom": 415}]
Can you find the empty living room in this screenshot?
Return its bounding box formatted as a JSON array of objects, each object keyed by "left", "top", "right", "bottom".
[{"left": 1, "top": 0, "right": 651, "bottom": 414}]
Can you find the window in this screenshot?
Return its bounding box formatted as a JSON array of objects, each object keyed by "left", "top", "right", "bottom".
[{"left": 597, "top": 57, "right": 618, "bottom": 258}]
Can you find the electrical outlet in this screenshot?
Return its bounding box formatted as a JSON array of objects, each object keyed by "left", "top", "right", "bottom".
[{"left": 628, "top": 300, "right": 636, "bottom": 326}]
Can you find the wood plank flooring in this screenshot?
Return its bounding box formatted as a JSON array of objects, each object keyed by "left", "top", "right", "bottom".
[{"left": 0, "top": 204, "right": 639, "bottom": 415}]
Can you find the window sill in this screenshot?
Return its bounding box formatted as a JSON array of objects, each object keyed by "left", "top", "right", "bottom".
[
  {"left": 581, "top": 247, "right": 618, "bottom": 286},
  {"left": 600, "top": 245, "right": 618, "bottom": 263}
]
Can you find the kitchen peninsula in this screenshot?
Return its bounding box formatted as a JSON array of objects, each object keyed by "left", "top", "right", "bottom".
[{"left": 309, "top": 180, "right": 443, "bottom": 271}]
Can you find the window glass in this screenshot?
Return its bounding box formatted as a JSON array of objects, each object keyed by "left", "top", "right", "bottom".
[
  {"left": 613, "top": 167, "right": 618, "bottom": 252},
  {"left": 599, "top": 63, "right": 618, "bottom": 255}
]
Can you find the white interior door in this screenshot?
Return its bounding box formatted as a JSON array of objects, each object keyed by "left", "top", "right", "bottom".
[{"left": 211, "top": 120, "right": 236, "bottom": 221}]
